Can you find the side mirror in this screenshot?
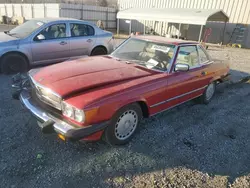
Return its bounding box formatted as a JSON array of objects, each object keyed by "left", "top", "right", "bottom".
[
  {"left": 175, "top": 63, "right": 189, "bottom": 72},
  {"left": 35, "top": 34, "right": 45, "bottom": 41}
]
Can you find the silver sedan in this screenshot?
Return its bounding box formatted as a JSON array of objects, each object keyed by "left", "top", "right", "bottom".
[{"left": 0, "top": 18, "right": 114, "bottom": 74}]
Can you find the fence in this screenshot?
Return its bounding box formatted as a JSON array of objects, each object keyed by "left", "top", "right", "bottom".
[{"left": 0, "top": 3, "right": 117, "bottom": 29}]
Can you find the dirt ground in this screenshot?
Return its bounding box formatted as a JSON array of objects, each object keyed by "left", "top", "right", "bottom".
[{"left": 0, "top": 41, "right": 250, "bottom": 187}]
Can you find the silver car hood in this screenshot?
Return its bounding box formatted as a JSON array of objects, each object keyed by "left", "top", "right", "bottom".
[{"left": 0, "top": 32, "right": 19, "bottom": 42}]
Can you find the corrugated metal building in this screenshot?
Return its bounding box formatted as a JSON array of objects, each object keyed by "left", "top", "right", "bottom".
[{"left": 117, "top": 0, "right": 250, "bottom": 48}]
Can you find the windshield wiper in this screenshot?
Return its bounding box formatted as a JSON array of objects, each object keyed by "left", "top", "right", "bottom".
[
  {"left": 6, "top": 32, "right": 19, "bottom": 38},
  {"left": 8, "top": 33, "right": 18, "bottom": 36}
]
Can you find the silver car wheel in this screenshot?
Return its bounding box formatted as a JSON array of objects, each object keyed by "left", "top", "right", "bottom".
[
  {"left": 206, "top": 83, "right": 215, "bottom": 101},
  {"left": 115, "top": 110, "right": 138, "bottom": 140}
]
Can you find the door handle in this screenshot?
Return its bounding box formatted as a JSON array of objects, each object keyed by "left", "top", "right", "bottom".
[
  {"left": 87, "top": 39, "right": 92, "bottom": 43},
  {"left": 60, "top": 41, "right": 67, "bottom": 45}
]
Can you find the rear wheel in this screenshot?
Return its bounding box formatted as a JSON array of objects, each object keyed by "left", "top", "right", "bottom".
[
  {"left": 196, "top": 82, "right": 216, "bottom": 104},
  {"left": 1, "top": 53, "right": 28, "bottom": 74},
  {"left": 104, "top": 103, "right": 142, "bottom": 145},
  {"left": 90, "top": 47, "right": 107, "bottom": 56}
]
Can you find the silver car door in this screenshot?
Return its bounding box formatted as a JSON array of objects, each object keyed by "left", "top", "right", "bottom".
[
  {"left": 31, "top": 23, "right": 70, "bottom": 64},
  {"left": 69, "top": 23, "right": 96, "bottom": 57}
]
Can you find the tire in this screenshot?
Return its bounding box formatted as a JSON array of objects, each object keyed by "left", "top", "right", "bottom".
[
  {"left": 104, "top": 103, "right": 143, "bottom": 145},
  {"left": 1, "top": 53, "right": 28, "bottom": 74},
  {"left": 196, "top": 82, "right": 216, "bottom": 104},
  {"left": 90, "top": 47, "right": 107, "bottom": 56}
]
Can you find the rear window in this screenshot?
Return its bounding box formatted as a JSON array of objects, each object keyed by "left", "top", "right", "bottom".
[{"left": 70, "top": 23, "right": 95, "bottom": 37}]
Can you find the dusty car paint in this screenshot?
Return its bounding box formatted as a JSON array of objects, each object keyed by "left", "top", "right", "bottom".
[
  {"left": 21, "top": 36, "right": 230, "bottom": 141},
  {"left": 0, "top": 18, "right": 113, "bottom": 66}
]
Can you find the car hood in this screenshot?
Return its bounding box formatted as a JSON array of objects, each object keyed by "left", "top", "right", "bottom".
[
  {"left": 32, "top": 56, "right": 156, "bottom": 97},
  {"left": 0, "top": 32, "right": 19, "bottom": 42}
]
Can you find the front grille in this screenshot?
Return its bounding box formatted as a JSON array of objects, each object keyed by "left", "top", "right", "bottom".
[{"left": 30, "top": 76, "right": 62, "bottom": 111}]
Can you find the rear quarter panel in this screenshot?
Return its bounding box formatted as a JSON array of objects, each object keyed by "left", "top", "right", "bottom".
[
  {"left": 89, "top": 28, "right": 113, "bottom": 54},
  {"left": 205, "top": 60, "right": 230, "bottom": 83}
]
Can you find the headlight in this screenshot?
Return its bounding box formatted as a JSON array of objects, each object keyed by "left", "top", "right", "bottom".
[
  {"left": 62, "top": 102, "right": 85, "bottom": 123},
  {"left": 74, "top": 109, "right": 85, "bottom": 122}
]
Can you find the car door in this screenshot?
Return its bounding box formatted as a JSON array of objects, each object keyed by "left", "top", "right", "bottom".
[
  {"left": 31, "top": 23, "right": 70, "bottom": 64},
  {"left": 69, "top": 23, "right": 96, "bottom": 57},
  {"left": 196, "top": 45, "right": 214, "bottom": 85},
  {"left": 165, "top": 45, "right": 206, "bottom": 107}
]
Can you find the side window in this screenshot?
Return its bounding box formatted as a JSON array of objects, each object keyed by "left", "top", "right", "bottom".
[
  {"left": 198, "top": 46, "right": 209, "bottom": 64},
  {"left": 37, "top": 24, "right": 66, "bottom": 40},
  {"left": 70, "top": 23, "right": 95, "bottom": 37},
  {"left": 176, "top": 46, "right": 199, "bottom": 68}
]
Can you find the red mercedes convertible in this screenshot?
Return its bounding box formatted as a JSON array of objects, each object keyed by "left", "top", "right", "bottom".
[{"left": 15, "top": 35, "right": 230, "bottom": 145}]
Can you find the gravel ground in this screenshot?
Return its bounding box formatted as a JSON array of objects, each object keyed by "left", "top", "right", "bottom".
[{"left": 0, "top": 29, "right": 250, "bottom": 187}]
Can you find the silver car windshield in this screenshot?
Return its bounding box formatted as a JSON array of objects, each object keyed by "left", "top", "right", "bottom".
[
  {"left": 111, "top": 38, "right": 176, "bottom": 71},
  {"left": 8, "top": 20, "right": 45, "bottom": 38}
]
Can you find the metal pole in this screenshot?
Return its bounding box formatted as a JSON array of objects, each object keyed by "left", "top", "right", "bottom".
[
  {"left": 4, "top": 2, "right": 7, "bottom": 18},
  {"left": 178, "top": 23, "right": 181, "bottom": 39},
  {"left": 44, "top": 0, "right": 46, "bottom": 18},
  {"left": 81, "top": 2, "right": 83, "bottom": 20},
  {"left": 21, "top": 1, "right": 24, "bottom": 18},
  {"left": 160, "top": 22, "right": 163, "bottom": 36},
  {"left": 143, "top": 20, "right": 145, "bottom": 35},
  {"left": 12, "top": 4, "right": 14, "bottom": 18},
  {"left": 222, "top": 22, "right": 227, "bottom": 44},
  {"left": 199, "top": 25, "right": 204, "bottom": 42},
  {"left": 106, "top": 7, "right": 108, "bottom": 29},
  {"left": 31, "top": 0, "right": 34, "bottom": 18},
  {"left": 117, "top": 18, "right": 119, "bottom": 36},
  {"left": 129, "top": 19, "right": 132, "bottom": 35}
]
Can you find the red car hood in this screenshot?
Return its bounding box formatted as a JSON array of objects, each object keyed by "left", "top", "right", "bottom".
[{"left": 31, "top": 56, "right": 154, "bottom": 97}]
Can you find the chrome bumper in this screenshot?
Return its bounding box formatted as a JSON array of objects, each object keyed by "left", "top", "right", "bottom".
[
  {"left": 20, "top": 90, "right": 78, "bottom": 135},
  {"left": 20, "top": 91, "right": 109, "bottom": 140}
]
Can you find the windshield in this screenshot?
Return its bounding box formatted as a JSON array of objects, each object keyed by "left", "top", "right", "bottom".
[
  {"left": 111, "top": 38, "right": 176, "bottom": 71},
  {"left": 8, "top": 20, "right": 45, "bottom": 38}
]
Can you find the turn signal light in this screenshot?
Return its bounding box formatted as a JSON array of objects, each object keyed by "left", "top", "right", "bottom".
[{"left": 58, "top": 134, "right": 66, "bottom": 141}]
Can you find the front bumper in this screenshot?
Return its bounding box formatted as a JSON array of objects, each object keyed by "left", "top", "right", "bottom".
[{"left": 20, "top": 90, "right": 109, "bottom": 141}]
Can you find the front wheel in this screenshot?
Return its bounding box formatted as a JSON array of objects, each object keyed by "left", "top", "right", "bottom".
[
  {"left": 104, "top": 103, "right": 142, "bottom": 145},
  {"left": 1, "top": 54, "right": 28, "bottom": 74}
]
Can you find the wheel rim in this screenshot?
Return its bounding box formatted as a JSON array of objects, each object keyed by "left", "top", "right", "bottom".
[
  {"left": 206, "top": 83, "right": 215, "bottom": 100},
  {"left": 115, "top": 110, "right": 138, "bottom": 140},
  {"left": 9, "top": 62, "right": 21, "bottom": 72},
  {"left": 8, "top": 56, "right": 24, "bottom": 72}
]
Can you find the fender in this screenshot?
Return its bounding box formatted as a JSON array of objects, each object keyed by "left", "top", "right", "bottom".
[
  {"left": 88, "top": 31, "right": 113, "bottom": 54},
  {"left": 114, "top": 97, "right": 149, "bottom": 115},
  {"left": 91, "top": 97, "right": 150, "bottom": 125},
  {"left": 0, "top": 50, "right": 31, "bottom": 64}
]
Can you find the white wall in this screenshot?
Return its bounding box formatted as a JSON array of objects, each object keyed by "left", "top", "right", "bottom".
[
  {"left": 0, "top": 3, "right": 116, "bottom": 29},
  {"left": 118, "top": 0, "right": 250, "bottom": 24}
]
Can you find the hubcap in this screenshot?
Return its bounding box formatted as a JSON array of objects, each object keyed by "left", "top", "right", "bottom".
[
  {"left": 115, "top": 110, "right": 138, "bottom": 140},
  {"left": 206, "top": 83, "right": 215, "bottom": 100},
  {"left": 10, "top": 62, "right": 21, "bottom": 72}
]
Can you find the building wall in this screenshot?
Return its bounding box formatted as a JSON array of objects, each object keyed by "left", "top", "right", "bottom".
[
  {"left": 0, "top": 3, "right": 117, "bottom": 29},
  {"left": 117, "top": 0, "right": 250, "bottom": 47}
]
